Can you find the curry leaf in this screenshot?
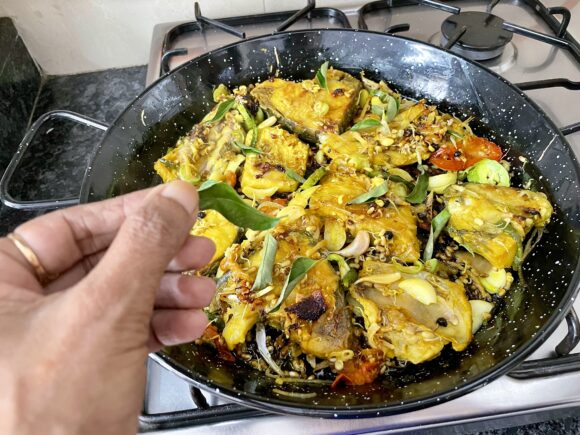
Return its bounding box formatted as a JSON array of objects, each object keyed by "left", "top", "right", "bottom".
[
  {"left": 316, "top": 61, "right": 329, "bottom": 90},
  {"left": 406, "top": 169, "right": 429, "bottom": 204},
  {"left": 350, "top": 118, "right": 381, "bottom": 131},
  {"left": 269, "top": 257, "right": 318, "bottom": 313},
  {"left": 388, "top": 174, "right": 414, "bottom": 189},
  {"left": 347, "top": 181, "right": 388, "bottom": 205},
  {"left": 300, "top": 167, "right": 327, "bottom": 191},
  {"left": 198, "top": 180, "right": 279, "bottom": 230},
  {"left": 286, "top": 169, "right": 306, "bottom": 184},
  {"left": 205, "top": 99, "right": 235, "bottom": 123},
  {"left": 423, "top": 208, "right": 451, "bottom": 261},
  {"left": 235, "top": 141, "right": 263, "bottom": 156},
  {"left": 251, "top": 234, "right": 278, "bottom": 292}
]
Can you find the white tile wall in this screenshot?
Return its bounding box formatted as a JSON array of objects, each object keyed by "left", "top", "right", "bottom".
[{"left": 1, "top": 0, "right": 266, "bottom": 75}]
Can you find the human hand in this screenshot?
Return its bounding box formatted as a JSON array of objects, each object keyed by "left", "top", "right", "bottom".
[{"left": 0, "top": 181, "right": 216, "bottom": 435}]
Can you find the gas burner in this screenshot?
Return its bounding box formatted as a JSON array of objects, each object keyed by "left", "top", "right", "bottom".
[{"left": 440, "top": 11, "right": 513, "bottom": 61}]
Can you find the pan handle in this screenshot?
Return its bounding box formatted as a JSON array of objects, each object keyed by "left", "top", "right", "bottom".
[
  {"left": 0, "top": 110, "right": 109, "bottom": 210},
  {"left": 509, "top": 309, "right": 580, "bottom": 379}
]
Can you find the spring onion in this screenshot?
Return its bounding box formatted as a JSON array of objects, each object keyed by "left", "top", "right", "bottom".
[{"left": 316, "top": 61, "right": 329, "bottom": 91}]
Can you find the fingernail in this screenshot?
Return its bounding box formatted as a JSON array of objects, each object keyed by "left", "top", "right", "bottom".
[{"left": 160, "top": 181, "right": 198, "bottom": 215}]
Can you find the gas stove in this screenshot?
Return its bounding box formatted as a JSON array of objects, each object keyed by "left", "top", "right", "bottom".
[{"left": 142, "top": 1, "right": 580, "bottom": 433}]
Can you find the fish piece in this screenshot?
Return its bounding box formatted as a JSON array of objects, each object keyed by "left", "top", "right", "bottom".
[
  {"left": 251, "top": 68, "right": 362, "bottom": 142},
  {"left": 154, "top": 110, "right": 245, "bottom": 184},
  {"left": 444, "top": 183, "right": 553, "bottom": 268},
  {"left": 359, "top": 261, "right": 472, "bottom": 352},
  {"left": 190, "top": 210, "right": 238, "bottom": 264},
  {"left": 349, "top": 260, "right": 472, "bottom": 364},
  {"left": 240, "top": 126, "right": 310, "bottom": 199},
  {"left": 309, "top": 170, "right": 420, "bottom": 263}
]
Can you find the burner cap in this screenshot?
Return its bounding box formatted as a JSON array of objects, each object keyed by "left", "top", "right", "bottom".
[{"left": 441, "top": 11, "right": 513, "bottom": 60}]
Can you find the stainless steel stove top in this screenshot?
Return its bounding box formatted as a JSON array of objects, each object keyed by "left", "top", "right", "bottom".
[{"left": 143, "top": 1, "right": 580, "bottom": 433}]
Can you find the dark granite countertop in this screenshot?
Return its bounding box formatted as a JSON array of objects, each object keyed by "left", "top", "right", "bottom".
[
  {"left": 0, "top": 58, "right": 579, "bottom": 434},
  {"left": 0, "top": 65, "right": 146, "bottom": 233}
]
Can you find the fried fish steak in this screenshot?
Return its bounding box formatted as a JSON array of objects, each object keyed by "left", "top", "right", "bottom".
[
  {"left": 350, "top": 260, "right": 472, "bottom": 364},
  {"left": 320, "top": 101, "right": 435, "bottom": 170},
  {"left": 154, "top": 110, "right": 245, "bottom": 184},
  {"left": 444, "top": 183, "right": 553, "bottom": 268},
  {"left": 190, "top": 210, "right": 238, "bottom": 265},
  {"left": 240, "top": 126, "right": 310, "bottom": 199},
  {"left": 309, "top": 170, "right": 421, "bottom": 263},
  {"left": 251, "top": 68, "right": 362, "bottom": 142}
]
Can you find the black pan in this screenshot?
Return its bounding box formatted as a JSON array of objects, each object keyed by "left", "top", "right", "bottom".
[{"left": 2, "top": 29, "right": 580, "bottom": 417}]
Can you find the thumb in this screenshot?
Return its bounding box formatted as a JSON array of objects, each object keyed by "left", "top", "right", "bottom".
[{"left": 82, "top": 180, "right": 199, "bottom": 310}]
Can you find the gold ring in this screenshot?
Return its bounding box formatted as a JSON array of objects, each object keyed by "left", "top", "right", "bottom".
[{"left": 7, "top": 232, "right": 58, "bottom": 285}]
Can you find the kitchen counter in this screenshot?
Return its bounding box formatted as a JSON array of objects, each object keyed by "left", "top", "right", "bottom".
[{"left": 1, "top": 64, "right": 579, "bottom": 435}]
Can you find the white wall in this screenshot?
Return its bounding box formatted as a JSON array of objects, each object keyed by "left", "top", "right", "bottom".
[{"left": 1, "top": 0, "right": 358, "bottom": 75}]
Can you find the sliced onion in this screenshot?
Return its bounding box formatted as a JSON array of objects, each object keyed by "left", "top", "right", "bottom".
[
  {"left": 355, "top": 272, "right": 401, "bottom": 285},
  {"left": 333, "top": 231, "right": 370, "bottom": 257},
  {"left": 256, "top": 323, "right": 283, "bottom": 376}
]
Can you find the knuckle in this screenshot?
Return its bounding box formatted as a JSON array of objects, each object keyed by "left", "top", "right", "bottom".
[{"left": 126, "top": 204, "right": 182, "bottom": 246}]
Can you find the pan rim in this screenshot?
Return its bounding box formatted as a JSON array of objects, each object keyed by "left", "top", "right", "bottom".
[{"left": 82, "top": 28, "right": 580, "bottom": 417}]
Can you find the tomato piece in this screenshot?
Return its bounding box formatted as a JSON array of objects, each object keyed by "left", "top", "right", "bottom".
[
  {"left": 202, "top": 324, "right": 236, "bottom": 362},
  {"left": 429, "top": 136, "right": 502, "bottom": 171},
  {"left": 463, "top": 136, "right": 502, "bottom": 168},
  {"left": 331, "top": 349, "right": 384, "bottom": 388},
  {"left": 429, "top": 146, "right": 466, "bottom": 171}
]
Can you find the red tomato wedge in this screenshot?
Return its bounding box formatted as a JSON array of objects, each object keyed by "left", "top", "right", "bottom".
[{"left": 430, "top": 136, "right": 502, "bottom": 171}]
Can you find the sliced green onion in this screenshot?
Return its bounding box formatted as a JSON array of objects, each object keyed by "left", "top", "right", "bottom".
[
  {"left": 391, "top": 260, "right": 423, "bottom": 274},
  {"left": 285, "top": 169, "right": 306, "bottom": 184},
  {"left": 423, "top": 208, "right": 451, "bottom": 261},
  {"left": 326, "top": 254, "right": 350, "bottom": 278},
  {"left": 385, "top": 94, "right": 398, "bottom": 121},
  {"left": 424, "top": 258, "right": 439, "bottom": 273},
  {"left": 212, "top": 84, "right": 231, "bottom": 102},
  {"left": 300, "top": 168, "right": 327, "bottom": 191},
  {"left": 428, "top": 172, "right": 458, "bottom": 194},
  {"left": 251, "top": 234, "right": 278, "bottom": 292},
  {"left": 466, "top": 159, "right": 510, "bottom": 187},
  {"left": 447, "top": 129, "right": 464, "bottom": 139},
  {"left": 316, "top": 61, "right": 329, "bottom": 91}
]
